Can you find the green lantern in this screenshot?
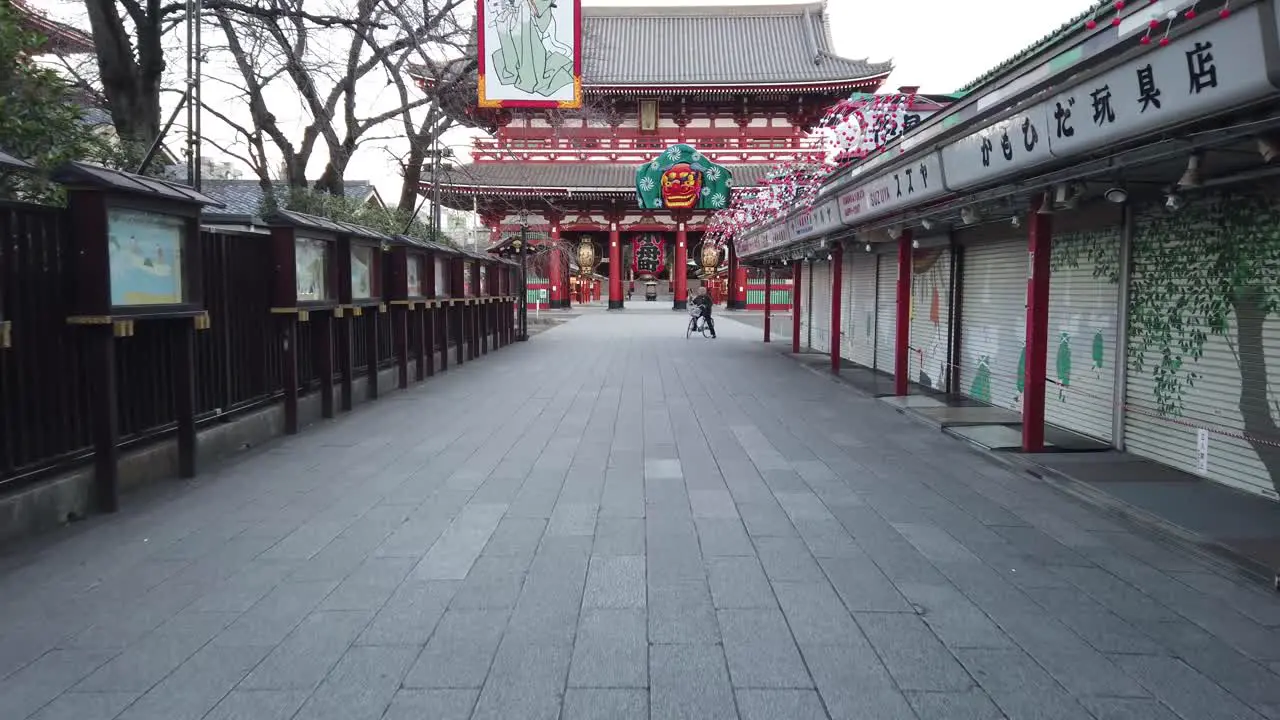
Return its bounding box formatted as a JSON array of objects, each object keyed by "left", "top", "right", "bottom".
[{"left": 635, "top": 144, "right": 733, "bottom": 211}]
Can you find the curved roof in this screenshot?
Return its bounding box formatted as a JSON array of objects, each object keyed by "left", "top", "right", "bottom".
[{"left": 580, "top": 2, "right": 891, "bottom": 87}]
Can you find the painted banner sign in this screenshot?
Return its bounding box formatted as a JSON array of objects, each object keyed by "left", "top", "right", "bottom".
[
  {"left": 786, "top": 198, "right": 842, "bottom": 243},
  {"left": 478, "top": 0, "right": 583, "bottom": 109}
]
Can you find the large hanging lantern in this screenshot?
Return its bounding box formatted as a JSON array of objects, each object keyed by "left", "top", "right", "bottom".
[
  {"left": 700, "top": 243, "right": 721, "bottom": 275},
  {"left": 577, "top": 237, "right": 597, "bottom": 274}
]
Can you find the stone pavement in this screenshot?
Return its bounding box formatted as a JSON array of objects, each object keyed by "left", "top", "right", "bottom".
[{"left": 1, "top": 311, "right": 1279, "bottom": 720}]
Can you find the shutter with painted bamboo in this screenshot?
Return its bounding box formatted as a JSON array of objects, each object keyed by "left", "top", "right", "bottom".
[
  {"left": 1044, "top": 227, "right": 1121, "bottom": 442},
  {"left": 809, "top": 260, "right": 833, "bottom": 353},
  {"left": 1124, "top": 191, "right": 1280, "bottom": 501},
  {"left": 846, "top": 251, "right": 877, "bottom": 368},
  {"left": 875, "top": 253, "right": 898, "bottom": 374},
  {"left": 910, "top": 242, "right": 952, "bottom": 392},
  {"left": 958, "top": 238, "right": 1026, "bottom": 410}
]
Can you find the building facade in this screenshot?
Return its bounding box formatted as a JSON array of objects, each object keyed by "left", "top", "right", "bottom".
[
  {"left": 741, "top": 0, "right": 1280, "bottom": 503},
  {"left": 416, "top": 2, "right": 900, "bottom": 309}
]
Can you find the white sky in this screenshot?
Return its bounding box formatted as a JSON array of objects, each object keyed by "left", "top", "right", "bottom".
[{"left": 34, "top": 0, "right": 1098, "bottom": 205}]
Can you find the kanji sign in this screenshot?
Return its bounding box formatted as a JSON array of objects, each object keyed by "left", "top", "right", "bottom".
[{"left": 837, "top": 152, "right": 945, "bottom": 225}]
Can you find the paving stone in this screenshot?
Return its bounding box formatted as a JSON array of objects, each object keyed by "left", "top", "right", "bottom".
[
  {"left": 737, "top": 502, "right": 799, "bottom": 538},
  {"left": 956, "top": 648, "right": 1095, "bottom": 720},
  {"left": 116, "top": 644, "right": 269, "bottom": 720},
  {"left": 356, "top": 580, "right": 459, "bottom": 646},
  {"left": 319, "top": 557, "right": 416, "bottom": 611},
  {"left": 904, "top": 689, "right": 1005, "bottom": 720},
  {"left": 591, "top": 518, "right": 645, "bottom": 556},
  {"left": 1111, "top": 653, "right": 1265, "bottom": 720},
  {"left": 0, "top": 649, "right": 116, "bottom": 719},
  {"left": 202, "top": 690, "right": 310, "bottom": 720},
  {"left": 695, "top": 518, "right": 755, "bottom": 557},
  {"left": 896, "top": 583, "right": 1014, "bottom": 650},
  {"left": 26, "top": 692, "right": 139, "bottom": 720},
  {"left": 794, "top": 518, "right": 862, "bottom": 558},
  {"left": 854, "top": 612, "right": 973, "bottom": 692},
  {"left": 1077, "top": 697, "right": 1183, "bottom": 720},
  {"left": 801, "top": 642, "right": 916, "bottom": 720},
  {"left": 238, "top": 610, "right": 373, "bottom": 691},
  {"left": 213, "top": 580, "right": 339, "bottom": 647},
  {"left": 471, "top": 641, "right": 571, "bottom": 720},
  {"left": 755, "top": 536, "right": 825, "bottom": 582},
  {"left": 562, "top": 688, "right": 647, "bottom": 720},
  {"left": 736, "top": 689, "right": 829, "bottom": 720},
  {"left": 649, "top": 581, "right": 720, "bottom": 644},
  {"left": 410, "top": 503, "right": 508, "bottom": 580},
  {"left": 449, "top": 555, "right": 529, "bottom": 610},
  {"left": 74, "top": 611, "right": 237, "bottom": 693},
  {"left": 582, "top": 556, "right": 646, "bottom": 608},
  {"left": 381, "top": 689, "right": 478, "bottom": 720},
  {"left": 568, "top": 609, "right": 647, "bottom": 688},
  {"left": 291, "top": 645, "right": 418, "bottom": 720},
  {"left": 689, "top": 490, "right": 739, "bottom": 518},
  {"left": 650, "top": 644, "right": 737, "bottom": 720},
  {"left": 707, "top": 556, "right": 777, "bottom": 609},
  {"left": 402, "top": 608, "right": 510, "bottom": 689},
  {"left": 819, "top": 553, "right": 912, "bottom": 612},
  {"left": 547, "top": 503, "right": 599, "bottom": 536},
  {"left": 718, "top": 609, "right": 812, "bottom": 688}
]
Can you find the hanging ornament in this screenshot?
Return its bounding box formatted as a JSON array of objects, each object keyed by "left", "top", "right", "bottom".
[
  {"left": 1219, "top": 0, "right": 1231, "bottom": 17},
  {"left": 1185, "top": 2, "right": 1198, "bottom": 19}
]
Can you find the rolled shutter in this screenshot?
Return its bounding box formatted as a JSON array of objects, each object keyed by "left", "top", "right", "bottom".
[{"left": 959, "top": 238, "right": 1026, "bottom": 410}]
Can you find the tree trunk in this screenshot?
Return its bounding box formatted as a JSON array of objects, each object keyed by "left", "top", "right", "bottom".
[
  {"left": 1231, "top": 286, "right": 1280, "bottom": 497},
  {"left": 399, "top": 141, "right": 426, "bottom": 214}
]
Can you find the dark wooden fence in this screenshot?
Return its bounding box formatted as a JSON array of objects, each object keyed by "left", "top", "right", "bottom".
[{"left": 0, "top": 201, "right": 408, "bottom": 493}]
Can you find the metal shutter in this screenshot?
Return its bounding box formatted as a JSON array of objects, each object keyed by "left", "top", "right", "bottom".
[
  {"left": 1044, "top": 228, "right": 1121, "bottom": 442},
  {"left": 875, "top": 253, "right": 898, "bottom": 374},
  {"left": 1124, "top": 193, "right": 1280, "bottom": 501},
  {"left": 846, "top": 251, "right": 877, "bottom": 368},
  {"left": 840, "top": 250, "right": 857, "bottom": 361},
  {"left": 799, "top": 261, "right": 812, "bottom": 348},
  {"left": 910, "top": 243, "right": 952, "bottom": 392},
  {"left": 809, "top": 260, "right": 832, "bottom": 353},
  {"left": 959, "top": 238, "right": 1026, "bottom": 410}
]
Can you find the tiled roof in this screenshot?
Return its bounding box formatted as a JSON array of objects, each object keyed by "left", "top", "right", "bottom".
[
  {"left": 442, "top": 162, "right": 774, "bottom": 191},
  {"left": 580, "top": 3, "right": 891, "bottom": 86},
  {"left": 200, "top": 180, "right": 379, "bottom": 215}
]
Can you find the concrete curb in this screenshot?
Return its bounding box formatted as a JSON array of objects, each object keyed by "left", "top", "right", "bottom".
[{"left": 770, "top": 345, "right": 1280, "bottom": 592}]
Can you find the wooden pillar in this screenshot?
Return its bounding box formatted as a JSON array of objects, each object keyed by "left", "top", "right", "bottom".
[
  {"left": 439, "top": 305, "right": 449, "bottom": 372},
  {"left": 1023, "top": 198, "right": 1053, "bottom": 452},
  {"left": 549, "top": 219, "right": 565, "bottom": 308},
  {"left": 90, "top": 324, "right": 120, "bottom": 511},
  {"left": 830, "top": 245, "right": 843, "bottom": 374},
  {"left": 395, "top": 305, "right": 409, "bottom": 390},
  {"left": 282, "top": 316, "right": 301, "bottom": 431},
  {"left": 894, "top": 232, "right": 913, "bottom": 396},
  {"left": 316, "top": 311, "right": 335, "bottom": 418},
  {"left": 365, "top": 307, "right": 379, "bottom": 400},
  {"left": 763, "top": 265, "right": 772, "bottom": 343},
  {"left": 455, "top": 305, "right": 465, "bottom": 365},
  {"left": 727, "top": 242, "right": 745, "bottom": 309},
  {"left": 735, "top": 265, "right": 749, "bottom": 309},
  {"left": 609, "top": 219, "right": 623, "bottom": 309},
  {"left": 791, "top": 259, "right": 802, "bottom": 354},
  {"left": 173, "top": 320, "right": 197, "bottom": 478},
  {"left": 414, "top": 305, "right": 426, "bottom": 382},
  {"left": 338, "top": 311, "right": 354, "bottom": 411}
]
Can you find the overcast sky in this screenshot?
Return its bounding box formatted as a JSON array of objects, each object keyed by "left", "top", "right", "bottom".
[{"left": 35, "top": 0, "right": 1098, "bottom": 203}]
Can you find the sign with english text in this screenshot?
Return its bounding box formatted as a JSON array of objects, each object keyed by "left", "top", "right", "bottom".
[
  {"left": 786, "top": 198, "right": 841, "bottom": 243},
  {"left": 837, "top": 152, "right": 946, "bottom": 225}
]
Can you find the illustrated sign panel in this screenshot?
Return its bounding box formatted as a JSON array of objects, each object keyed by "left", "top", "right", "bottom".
[
  {"left": 463, "top": 261, "right": 475, "bottom": 296},
  {"left": 941, "top": 107, "right": 1054, "bottom": 190},
  {"left": 478, "top": 0, "right": 582, "bottom": 109},
  {"left": 838, "top": 151, "right": 945, "bottom": 225},
  {"left": 351, "top": 245, "right": 374, "bottom": 300},
  {"left": 1044, "top": 5, "right": 1276, "bottom": 158},
  {"left": 737, "top": 221, "right": 788, "bottom": 259},
  {"left": 296, "top": 238, "right": 331, "bottom": 302},
  {"left": 636, "top": 144, "right": 733, "bottom": 211},
  {"left": 434, "top": 257, "right": 447, "bottom": 297},
  {"left": 108, "top": 208, "right": 186, "bottom": 306},
  {"left": 407, "top": 255, "right": 423, "bottom": 297}
]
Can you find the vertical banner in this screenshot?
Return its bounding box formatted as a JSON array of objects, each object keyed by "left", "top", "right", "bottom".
[{"left": 478, "top": 0, "right": 583, "bottom": 109}]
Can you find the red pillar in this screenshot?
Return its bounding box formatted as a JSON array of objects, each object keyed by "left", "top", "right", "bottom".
[
  {"left": 830, "top": 245, "right": 843, "bottom": 374},
  {"left": 727, "top": 243, "right": 744, "bottom": 310},
  {"left": 763, "top": 265, "right": 772, "bottom": 343},
  {"left": 549, "top": 219, "right": 564, "bottom": 309},
  {"left": 894, "top": 231, "right": 913, "bottom": 396},
  {"left": 673, "top": 214, "right": 690, "bottom": 310},
  {"left": 791, "top": 260, "right": 802, "bottom": 354},
  {"left": 1023, "top": 199, "right": 1053, "bottom": 452},
  {"left": 608, "top": 221, "right": 623, "bottom": 309}
]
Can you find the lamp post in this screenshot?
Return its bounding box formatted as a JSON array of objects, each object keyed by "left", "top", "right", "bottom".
[{"left": 515, "top": 214, "right": 530, "bottom": 341}]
